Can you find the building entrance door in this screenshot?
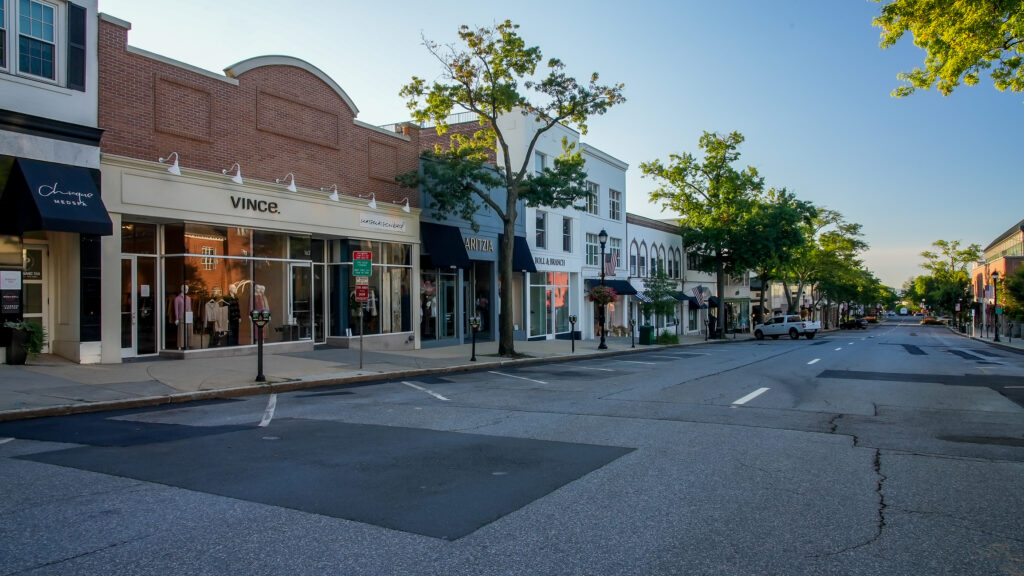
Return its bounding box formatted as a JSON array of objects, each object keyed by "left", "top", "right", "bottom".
[
  {"left": 120, "top": 256, "right": 158, "bottom": 357},
  {"left": 22, "top": 245, "right": 49, "bottom": 354}
]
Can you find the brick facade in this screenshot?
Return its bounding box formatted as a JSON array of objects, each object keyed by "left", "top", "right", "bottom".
[{"left": 97, "top": 17, "right": 421, "bottom": 207}]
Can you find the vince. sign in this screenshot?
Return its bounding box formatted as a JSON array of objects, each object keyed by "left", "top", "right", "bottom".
[{"left": 231, "top": 195, "right": 279, "bottom": 214}]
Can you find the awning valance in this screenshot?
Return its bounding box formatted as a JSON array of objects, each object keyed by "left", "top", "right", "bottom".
[
  {"left": 584, "top": 279, "right": 637, "bottom": 296},
  {"left": 421, "top": 222, "right": 471, "bottom": 270},
  {"left": 0, "top": 158, "right": 112, "bottom": 236},
  {"left": 498, "top": 234, "right": 537, "bottom": 273}
]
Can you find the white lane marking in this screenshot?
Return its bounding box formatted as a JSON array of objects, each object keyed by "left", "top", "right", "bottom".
[
  {"left": 807, "top": 358, "right": 820, "bottom": 365},
  {"left": 0, "top": 437, "right": 14, "bottom": 445},
  {"left": 578, "top": 366, "right": 615, "bottom": 372},
  {"left": 258, "top": 393, "right": 277, "bottom": 427},
  {"left": 402, "top": 381, "right": 450, "bottom": 401},
  {"left": 646, "top": 355, "right": 682, "bottom": 359},
  {"left": 834, "top": 347, "right": 843, "bottom": 351},
  {"left": 848, "top": 342, "right": 854, "bottom": 345},
  {"left": 1006, "top": 386, "right": 1024, "bottom": 389},
  {"left": 619, "top": 360, "right": 657, "bottom": 365},
  {"left": 488, "top": 371, "right": 548, "bottom": 385},
  {"left": 733, "top": 387, "right": 770, "bottom": 406}
]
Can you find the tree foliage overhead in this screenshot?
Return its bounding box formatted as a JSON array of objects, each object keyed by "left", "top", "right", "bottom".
[
  {"left": 874, "top": 0, "right": 1024, "bottom": 97},
  {"left": 913, "top": 239, "right": 982, "bottom": 320},
  {"left": 779, "top": 208, "right": 868, "bottom": 314},
  {"left": 399, "top": 20, "right": 625, "bottom": 356}
]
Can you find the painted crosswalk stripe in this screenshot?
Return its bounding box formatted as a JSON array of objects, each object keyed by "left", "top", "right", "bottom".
[
  {"left": 258, "top": 393, "right": 277, "bottom": 427},
  {"left": 733, "top": 387, "right": 770, "bottom": 406},
  {"left": 488, "top": 371, "right": 548, "bottom": 385},
  {"left": 403, "top": 381, "right": 450, "bottom": 401}
]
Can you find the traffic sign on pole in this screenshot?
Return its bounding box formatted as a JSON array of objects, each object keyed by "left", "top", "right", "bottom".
[{"left": 353, "top": 251, "right": 372, "bottom": 277}]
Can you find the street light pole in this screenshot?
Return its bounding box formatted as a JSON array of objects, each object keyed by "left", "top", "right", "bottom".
[
  {"left": 992, "top": 271, "right": 1001, "bottom": 342},
  {"left": 598, "top": 229, "right": 608, "bottom": 350}
]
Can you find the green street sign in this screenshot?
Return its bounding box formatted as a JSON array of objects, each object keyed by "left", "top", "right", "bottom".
[
  {"left": 353, "top": 251, "right": 372, "bottom": 277},
  {"left": 995, "top": 307, "right": 1003, "bottom": 315}
]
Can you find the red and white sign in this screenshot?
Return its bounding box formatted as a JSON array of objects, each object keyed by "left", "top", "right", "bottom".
[
  {"left": 355, "top": 286, "right": 370, "bottom": 302},
  {"left": 353, "top": 251, "right": 372, "bottom": 260}
]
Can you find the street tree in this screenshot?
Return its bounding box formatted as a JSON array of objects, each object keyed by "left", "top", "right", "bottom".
[
  {"left": 639, "top": 262, "right": 678, "bottom": 332},
  {"left": 780, "top": 209, "right": 868, "bottom": 314},
  {"left": 399, "top": 21, "right": 625, "bottom": 356},
  {"left": 747, "top": 188, "right": 817, "bottom": 324},
  {"left": 873, "top": 0, "right": 1024, "bottom": 98},
  {"left": 641, "top": 131, "right": 765, "bottom": 338},
  {"left": 917, "top": 239, "right": 982, "bottom": 318}
]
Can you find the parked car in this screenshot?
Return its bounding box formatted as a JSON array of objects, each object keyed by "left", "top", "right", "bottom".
[
  {"left": 840, "top": 318, "right": 867, "bottom": 330},
  {"left": 920, "top": 317, "right": 944, "bottom": 325},
  {"left": 753, "top": 315, "right": 820, "bottom": 340}
]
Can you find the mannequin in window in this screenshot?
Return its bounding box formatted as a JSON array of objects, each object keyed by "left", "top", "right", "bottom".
[{"left": 173, "top": 285, "right": 192, "bottom": 349}]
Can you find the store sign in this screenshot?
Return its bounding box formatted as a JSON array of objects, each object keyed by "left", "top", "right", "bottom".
[
  {"left": 534, "top": 256, "right": 567, "bottom": 267},
  {"left": 231, "top": 195, "right": 280, "bottom": 214},
  {"left": 1, "top": 270, "right": 21, "bottom": 290},
  {"left": 464, "top": 236, "right": 494, "bottom": 253},
  {"left": 359, "top": 213, "right": 407, "bottom": 232}
]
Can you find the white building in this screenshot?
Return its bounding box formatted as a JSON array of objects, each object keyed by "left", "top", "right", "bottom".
[
  {"left": 496, "top": 111, "right": 629, "bottom": 341},
  {"left": 625, "top": 214, "right": 684, "bottom": 338},
  {"left": 1, "top": 0, "right": 111, "bottom": 364}
]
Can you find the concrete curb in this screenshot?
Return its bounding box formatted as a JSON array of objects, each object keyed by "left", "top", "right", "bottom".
[{"left": 0, "top": 337, "right": 751, "bottom": 422}]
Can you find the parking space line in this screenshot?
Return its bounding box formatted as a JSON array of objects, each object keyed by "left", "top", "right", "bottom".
[
  {"left": 403, "top": 381, "right": 450, "bottom": 401},
  {"left": 618, "top": 360, "right": 657, "bottom": 365},
  {"left": 258, "top": 393, "right": 277, "bottom": 427},
  {"left": 733, "top": 387, "right": 770, "bottom": 405},
  {"left": 488, "top": 371, "right": 548, "bottom": 385},
  {"left": 578, "top": 366, "right": 615, "bottom": 372},
  {"left": 807, "top": 358, "right": 820, "bottom": 365},
  {"left": 646, "top": 355, "right": 682, "bottom": 359}
]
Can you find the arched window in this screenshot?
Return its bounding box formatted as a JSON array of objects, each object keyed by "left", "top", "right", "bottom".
[
  {"left": 639, "top": 243, "right": 648, "bottom": 277},
  {"left": 659, "top": 246, "right": 667, "bottom": 275},
  {"left": 674, "top": 249, "right": 682, "bottom": 278},
  {"left": 629, "top": 242, "right": 639, "bottom": 276}
]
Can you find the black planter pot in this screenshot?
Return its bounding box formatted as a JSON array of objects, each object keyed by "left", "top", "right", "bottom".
[{"left": 6, "top": 329, "right": 29, "bottom": 365}]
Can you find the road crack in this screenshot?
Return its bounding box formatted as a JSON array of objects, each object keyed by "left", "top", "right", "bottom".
[{"left": 808, "top": 448, "right": 887, "bottom": 558}]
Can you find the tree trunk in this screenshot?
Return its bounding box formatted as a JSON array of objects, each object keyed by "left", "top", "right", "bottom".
[
  {"left": 715, "top": 259, "right": 726, "bottom": 339},
  {"left": 497, "top": 201, "right": 518, "bottom": 357}
]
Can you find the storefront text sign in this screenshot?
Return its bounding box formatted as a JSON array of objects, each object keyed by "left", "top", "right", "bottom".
[
  {"left": 534, "top": 256, "right": 567, "bottom": 267},
  {"left": 359, "top": 213, "right": 407, "bottom": 232},
  {"left": 464, "top": 236, "right": 494, "bottom": 253},
  {"left": 231, "top": 195, "right": 279, "bottom": 214},
  {"left": 0, "top": 270, "right": 21, "bottom": 290}
]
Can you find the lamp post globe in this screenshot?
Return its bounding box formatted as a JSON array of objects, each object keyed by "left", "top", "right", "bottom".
[
  {"left": 598, "top": 229, "right": 608, "bottom": 350},
  {"left": 992, "top": 271, "right": 1000, "bottom": 342}
]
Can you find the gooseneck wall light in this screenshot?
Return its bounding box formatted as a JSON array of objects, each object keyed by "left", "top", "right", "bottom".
[
  {"left": 222, "top": 163, "right": 243, "bottom": 185},
  {"left": 360, "top": 192, "right": 377, "bottom": 210},
  {"left": 159, "top": 152, "right": 181, "bottom": 176},
  {"left": 276, "top": 173, "right": 297, "bottom": 193},
  {"left": 393, "top": 197, "right": 411, "bottom": 213},
  {"left": 322, "top": 184, "right": 340, "bottom": 202}
]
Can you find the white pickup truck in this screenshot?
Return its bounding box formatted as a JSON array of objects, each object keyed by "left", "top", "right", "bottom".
[{"left": 753, "top": 315, "right": 820, "bottom": 340}]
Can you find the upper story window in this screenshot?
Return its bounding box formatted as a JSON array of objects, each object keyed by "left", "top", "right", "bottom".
[
  {"left": 586, "top": 233, "right": 599, "bottom": 266},
  {"left": 534, "top": 152, "right": 546, "bottom": 176},
  {"left": 562, "top": 216, "right": 572, "bottom": 252},
  {"left": 536, "top": 210, "right": 547, "bottom": 249},
  {"left": 629, "top": 242, "right": 638, "bottom": 276},
  {"left": 2, "top": 0, "right": 85, "bottom": 90},
  {"left": 585, "top": 181, "right": 599, "bottom": 215},
  {"left": 609, "top": 238, "right": 622, "bottom": 270},
  {"left": 639, "top": 244, "right": 648, "bottom": 277},
  {"left": 608, "top": 189, "right": 621, "bottom": 220}
]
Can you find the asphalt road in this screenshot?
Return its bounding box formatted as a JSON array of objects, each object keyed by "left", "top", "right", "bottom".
[{"left": 2, "top": 320, "right": 1022, "bottom": 575}]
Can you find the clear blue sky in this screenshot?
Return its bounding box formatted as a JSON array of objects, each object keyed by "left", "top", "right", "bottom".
[{"left": 98, "top": 0, "right": 1023, "bottom": 288}]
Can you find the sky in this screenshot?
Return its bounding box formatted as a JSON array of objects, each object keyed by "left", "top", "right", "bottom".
[{"left": 96, "top": 0, "right": 1024, "bottom": 288}]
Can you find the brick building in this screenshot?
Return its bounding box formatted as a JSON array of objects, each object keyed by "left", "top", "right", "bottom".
[{"left": 96, "top": 13, "right": 425, "bottom": 361}]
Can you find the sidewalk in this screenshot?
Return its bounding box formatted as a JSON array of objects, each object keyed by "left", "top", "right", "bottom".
[
  {"left": 961, "top": 325, "right": 1024, "bottom": 354},
  {"left": 0, "top": 333, "right": 738, "bottom": 422}
]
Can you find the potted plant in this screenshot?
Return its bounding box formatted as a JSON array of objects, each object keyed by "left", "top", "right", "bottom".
[{"left": 4, "top": 320, "right": 46, "bottom": 365}]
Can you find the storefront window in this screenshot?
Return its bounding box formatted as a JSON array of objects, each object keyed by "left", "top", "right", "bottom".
[
  {"left": 335, "top": 240, "right": 412, "bottom": 338},
  {"left": 162, "top": 225, "right": 312, "bottom": 351},
  {"left": 120, "top": 222, "right": 157, "bottom": 254},
  {"left": 529, "top": 272, "right": 570, "bottom": 337}
]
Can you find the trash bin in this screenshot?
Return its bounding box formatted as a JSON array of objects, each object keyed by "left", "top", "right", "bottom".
[{"left": 638, "top": 325, "right": 654, "bottom": 345}]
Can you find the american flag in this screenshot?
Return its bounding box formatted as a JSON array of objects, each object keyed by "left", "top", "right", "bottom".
[
  {"left": 603, "top": 252, "right": 617, "bottom": 277},
  {"left": 985, "top": 284, "right": 994, "bottom": 299},
  {"left": 692, "top": 285, "right": 706, "bottom": 308}
]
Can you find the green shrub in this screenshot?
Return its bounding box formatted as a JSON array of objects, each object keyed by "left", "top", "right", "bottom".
[{"left": 656, "top": 331, "right": 678, "bottom": 345}]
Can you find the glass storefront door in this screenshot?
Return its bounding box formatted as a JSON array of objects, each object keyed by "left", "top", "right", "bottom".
[
  {"left": 22, "top": 245, "right": 48, "bottom": 353},
  {"left": 121, "top": 256, "right": 158, "bottom": 357}
]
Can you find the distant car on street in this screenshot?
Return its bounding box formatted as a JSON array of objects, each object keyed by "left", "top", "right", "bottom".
[{"left": 840, "top": 318, "right": 867, "bottom": 330}]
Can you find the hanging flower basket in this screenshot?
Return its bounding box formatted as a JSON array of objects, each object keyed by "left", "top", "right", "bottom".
[{"left": 588, "top": 285, "right": 618, "bottom": 306}]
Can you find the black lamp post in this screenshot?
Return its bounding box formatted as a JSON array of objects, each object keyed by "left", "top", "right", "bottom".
[
  {"left": 992, "top": 271, "right": 1000, "bottom": 342},
  {"left": 569, "top": 314, "right": 577, "bottom": 353},
  {"left": 469, "top": 315, "right": 480, "bottom": 361},
  {"left": 250, "top": 309, "right": 271, "bottom": 382},
  {"left": 598, "top": 229, "right": 608, "bottom": 350}
]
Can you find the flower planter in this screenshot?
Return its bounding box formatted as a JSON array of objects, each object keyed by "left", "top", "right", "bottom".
[{"left": 6, "top": 328, "right": 29, "bottom": 365}]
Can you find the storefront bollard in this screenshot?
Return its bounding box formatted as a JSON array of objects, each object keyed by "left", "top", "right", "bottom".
[
  {"left": 250, "top": 309, "right": 271, "bottom": 382},
  {"left": 469, "top": 315, "right": 480, "bottom": 361}
]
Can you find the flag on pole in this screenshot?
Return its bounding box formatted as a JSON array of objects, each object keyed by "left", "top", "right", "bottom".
[
  {"left": 692, "top": 285, "right": 706, "bottom": 308},
  {"left": 985, "top": 284, "right": 994, "bottom": 299},
  {"left": 604, "top": 252, "right": 618, "bottom": 277}
]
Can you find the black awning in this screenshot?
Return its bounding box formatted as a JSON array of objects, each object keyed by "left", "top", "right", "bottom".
[
  {"left": 709, "top": 296, "right": 720, "bottom": 307},
  {"left": 584, "top": 278, "right": 637, "bottom": 296},
  {"left": 682, "top": 295, "right": 703, "bottom": 307},
  {"left": 421, "top": 222, "right": 471, "bottom": 270},
  {"left": 499, "top": 234, "right": 538, "bottom": 273},
  {"left": 0, "top": 158, "right": 112, "bottom": 236}
]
